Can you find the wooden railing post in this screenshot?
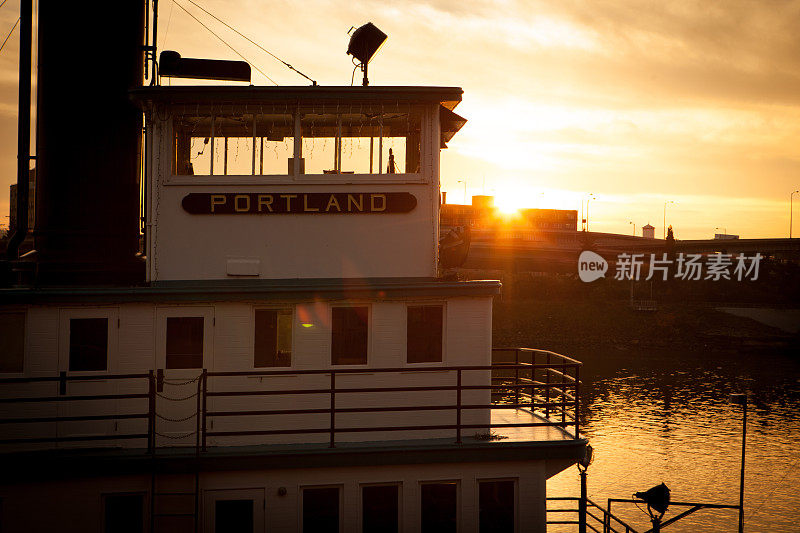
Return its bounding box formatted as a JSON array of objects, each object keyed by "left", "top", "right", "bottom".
[
  {"left": 456, "top": 369, "right": 462, "bottom": 444},
  {"left": 58, "top": 371, "right": 66, "bottom": 396},
  {"left": 201, "top": 369, "right": 208, "bottom": 451},
  {"left": 329, "top": 371, "right": 336, "bottom": 448}
]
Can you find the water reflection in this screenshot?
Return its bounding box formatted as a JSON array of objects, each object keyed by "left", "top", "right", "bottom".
[{"left": 548, "top": 346, "right": 800, "bottom": 532}]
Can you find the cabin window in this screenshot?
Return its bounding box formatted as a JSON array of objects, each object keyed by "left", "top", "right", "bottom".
[
  {"left": 420, "top": 482, "right": 458, "bottom": 533},
  {"left": 301, "top": 108, "right": 422, "bottom": 174},
  {"left": 478, "top": 480, "right": 515, "bottom": 533},
  {"left": 69, "top": 318, "right": 108, "bottom": 372},
  {"left": 301, "top": 109, "right": 421, "bottom": 175},
  {"left": 103, "top": 493, "right": 144, "bottom": 533},
  {"left": 303, "top": 487, "right": 340, "bottom": 533},
  {"left": 362, "top": 484, "right": 399, "bottom": 533},
  {"left": 166, "top": 316, "right": 204, "bottom": 369},
  {"left": 0, "top": 311, "right": 25, "bottom": 373},
  {"left": 254, "top": 308, "right": 292, "bottom": 367},
  {"left": 173, "top": 112, "right": 294, "bottom": 176},
  {"left": 215, "top": 499, "right": 254, "bottom": 532},
  {"left": 407, "top": 305, "right": 443, "bottom": 363},
  {"left": 331, "top": 306, "right": 368, "bottom": 365}
]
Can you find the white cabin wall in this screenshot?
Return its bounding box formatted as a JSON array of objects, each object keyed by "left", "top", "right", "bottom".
[
  {"left": 152, "top": 184, "right": 437, "bottom": 281},
  {"left": 26, "top": 306, "right": 59, "bottom": 376}
]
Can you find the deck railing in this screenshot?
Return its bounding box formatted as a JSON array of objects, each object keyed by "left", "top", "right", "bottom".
[
  {"left": 0, "top": 348, "right": 581, "bottom": 452},
  {"left": 547, "top": 497, "right": 641, "bottom": 533}
]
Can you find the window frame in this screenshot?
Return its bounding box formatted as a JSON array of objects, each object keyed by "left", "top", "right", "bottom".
[
  {"left": 165, "top": 103, "right": 433, "bottom": 185},
  {"left": 419, "top": 479, "right": 460, "bottom": 533},
  {"left": 476, "top": 478, "right": 518, "bottom": 533},
  {"left": 405, "top": 302, "right": 446, "bottom": 365},
  {"left": 360, "top": 482, "right": 402, "bottom": 533},
  {"left": 300, "top": 484, "right": 343, "bottom": 533},
  {"left": 155, "top": 306, "right": 214, "bottom": 371},
  {"left": 252, "top": 306, "right": 295, "bottom": 369},
  {"left": 0, "top": 308, "right": 27, "bottom": 376},
  {"left": 58, "top": 307, "right": 119, "bottom": 375},
  {"left": 202, "top": 488, "right": 265, "bottom": 533},
  {"left": 330, "top": 304, "right": 371, "bottom": 367}
]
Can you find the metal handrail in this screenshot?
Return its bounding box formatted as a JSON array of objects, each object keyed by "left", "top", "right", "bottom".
[{"left": 0, "top": 349, "right": 582, "bottom": 453}]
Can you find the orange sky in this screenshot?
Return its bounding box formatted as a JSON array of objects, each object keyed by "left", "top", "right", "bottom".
[{"left": 1, "top": 0, "right": 799, "bottom": 239}]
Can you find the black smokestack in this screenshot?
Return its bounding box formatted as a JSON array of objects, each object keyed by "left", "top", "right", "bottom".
[{"left": 32, "top": 2, "right": 145, "bottom": 284}]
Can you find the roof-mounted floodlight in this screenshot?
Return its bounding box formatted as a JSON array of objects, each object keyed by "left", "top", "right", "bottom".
[
  {"left": 347, "top": 22, "right": 387, "bottom": 86},
  {"left": 159, "top": 50, "right": 251, "bottom": 83}
]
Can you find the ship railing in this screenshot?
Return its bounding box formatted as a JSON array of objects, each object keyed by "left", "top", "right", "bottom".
[
  {"left": 0, "top": 350, "right": 581, "bottom": 452},
  {"left": 0, "top": 370, "right": 155, "bottom": 451},
  {"left": 547, "top": 497, "right": 640, "bottom": 533},
  {"left": 491, "top": 348, "right": 582, "bottom": 438},
  {"left": 200, "top": 357, "right": 580, "bottom": 449}
]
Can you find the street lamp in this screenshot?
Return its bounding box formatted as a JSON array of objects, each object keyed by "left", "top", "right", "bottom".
[
  {"left": 629, "top": 221, "right": 635, "bottom": 236},
  {"left": 730, "top": 393, "right": 747, "bottom": 533},
  {"left": 577, "top": 444, "right": 593, "bottom": 533},
  {"left": 791, "top": 190, "right": 800, "bottom": 238},
  {"left": 586, "top": 194, "right": 596, "bottom": 232},
  {"left": 716, "top": 227, "right": 727, "bottom": 238},
  {"left": 457, "top": 180, "right": 467, "bottom": 204},
  {"left": 663, "top": 201, "right": 674, "bottom": 239}
]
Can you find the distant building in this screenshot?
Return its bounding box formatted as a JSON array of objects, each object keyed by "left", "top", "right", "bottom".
[
  {"left": 440, "top": 194, "right": 497, "bottom": 228},
  {"left": 642, "top": 224, "right": 655, "bottom": 239},
  {"left": 519, "top": 208, "right": 578, "bottom": 231},
  {"left": 715, "top": 233, "right": 739, "bottom": 240},
  {"left": 440, "top": 194, "right": 577, "bottom": 232}
]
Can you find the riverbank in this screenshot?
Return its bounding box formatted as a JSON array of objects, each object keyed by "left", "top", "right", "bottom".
[{"left": 492, "top": 298, "right": 798, "bottom": 354}]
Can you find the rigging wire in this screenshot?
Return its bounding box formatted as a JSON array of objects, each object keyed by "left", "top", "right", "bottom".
[
  {"left": 184, "top": 0, "right": 317, "bottom": 86},
  {"left": 172, "top": 0, "right": 277, "bottom": 85},
  {"left": 0, "top": 16, "right": 19, "bottom": 54},
  {"left": 0, "top": 0, "right": 8, "bottom": 11},
  {"left": 161, "top": 0, "right": 175, "bottom": 48}
]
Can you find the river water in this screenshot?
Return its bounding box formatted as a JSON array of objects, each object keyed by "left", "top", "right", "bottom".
[{"left": 546, "top": 345, "right": 800, "bottom": 532}]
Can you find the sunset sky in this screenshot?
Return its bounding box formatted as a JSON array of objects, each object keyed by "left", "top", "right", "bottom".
[{"left": 1, "top": 0, "right": 799, "bottom": 239}]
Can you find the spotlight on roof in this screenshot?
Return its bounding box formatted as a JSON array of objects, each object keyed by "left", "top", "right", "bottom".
[
  {"left": 346, "top": 22, "right": 387, "bottom": 86},
  {"left": 635, "top": 483, "right": 671, "bottom": 516}
]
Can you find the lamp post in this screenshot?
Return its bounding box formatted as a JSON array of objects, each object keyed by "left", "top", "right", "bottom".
[
  {"left": 663, "top": 201, "right": 674, "bottom": 239},
  {"left": 791, "top": 190, "right": 799, "bottom": 238},
  {"left": 716, "top": 227, "right": 727, "bottom": 238},
  {"left": 457, "top": 180, "right": 467, "bottom": 204},
  {"left": 577, "top": 445, "right": 593, "bottom": 533},
  {"left": 730, "top": 393, "right": 747, "bottom": 533},
  {"left": 629, "top": 221, "right": 635, "bottom": 236},
  {"left": 586, "top": 194, "right": 595, "bottom": 232}
]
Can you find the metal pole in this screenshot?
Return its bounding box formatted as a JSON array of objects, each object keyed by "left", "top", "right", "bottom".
[
  {"left": 579, "top": 468, "right": 587, "bottom": 533},
  {"left": 791, "top": 191, "right": 799, "bottom": 238},
  {"left": 739, "top": 399, "right": 747, "bottom": 533}
]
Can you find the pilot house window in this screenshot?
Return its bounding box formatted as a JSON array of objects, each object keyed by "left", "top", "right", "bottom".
[
  {"left": 254, "top": 309, "right": 292, "bottom": 367},
  {"left": 172, "top": 108, "right": 421, "bottom": 177}
]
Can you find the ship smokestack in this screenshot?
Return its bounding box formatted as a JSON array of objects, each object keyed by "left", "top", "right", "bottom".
[{"left": 30, "top": 2, "right": 145, "bottom": 284}]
